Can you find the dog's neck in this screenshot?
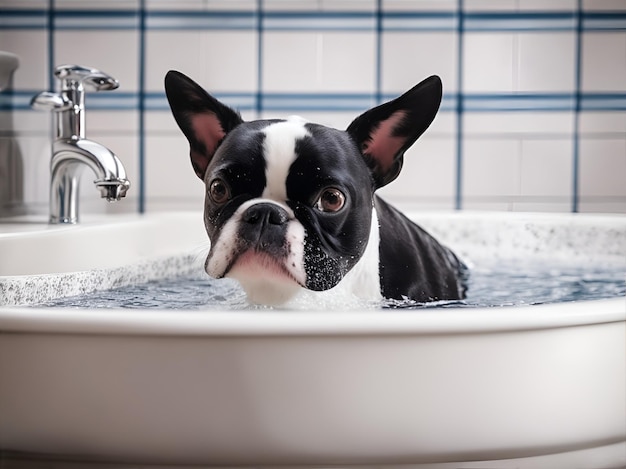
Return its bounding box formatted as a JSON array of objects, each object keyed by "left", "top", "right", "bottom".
[{"left": 332, "top": 207, "right": 381, "bottom": 301}]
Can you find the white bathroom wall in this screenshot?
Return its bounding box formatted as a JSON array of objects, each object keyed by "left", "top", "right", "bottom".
[{"left": 0, "top": 0, "right": 624, "bottom": 217}]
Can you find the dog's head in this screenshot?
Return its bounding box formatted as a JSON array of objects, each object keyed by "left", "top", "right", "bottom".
[{"left": 165, "top": 71, "right": 442, "bottom": 304}]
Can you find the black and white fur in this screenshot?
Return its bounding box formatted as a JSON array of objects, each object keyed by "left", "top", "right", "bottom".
[{"left": 165, "top": 70, "right": 465, "bottom": 305}]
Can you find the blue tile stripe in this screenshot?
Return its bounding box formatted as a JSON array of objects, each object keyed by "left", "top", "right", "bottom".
[
  {"left": 1, "top": 9, "right": 625, "bottom": 32},
  {"left": 262, "top": 11, "right": 376, "bottom": 31},
  {"left": 582, "top": 93, "right": 626, "bottom": 111},
  {"left": 147, "top": 10, "right": 256, "bottom": 30},
  {"left": 462, "top": 93, "right": 576, "bottom": 112},
  {"left": 0, "top": 9, "right": 47, "bottom": 28},
  {"left": 463, "top": 12, "right": 577, "bottom": 32},
  {"left": 383, "top": 12, "right": 458, "bottom": 31},
  {"left": 261, "top": 93, "right": 378, "bottom": 112},
  {"left": 583, "top": 12, "right": 626, "bottom": 31},
  {"left": 53, "top": 10, "right": 140, "bottom": 30},
  {"left": 3, "top": 91, "right": 626, "bottom": 112}
]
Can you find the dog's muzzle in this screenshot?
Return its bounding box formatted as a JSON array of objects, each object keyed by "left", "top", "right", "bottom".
[{"left": 239, "top": 202, "right": 290, "bottom": 256}]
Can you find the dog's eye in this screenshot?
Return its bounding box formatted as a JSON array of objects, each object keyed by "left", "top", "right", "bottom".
[
  {"left": 315, "top": 188, "right": 346, "bottom": 213},
  {"left": 209, "top": 178, "right": 231, "bottom": 205}
]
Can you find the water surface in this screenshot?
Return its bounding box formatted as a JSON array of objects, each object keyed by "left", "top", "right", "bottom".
[{"left": 39, "top": 260, "right": 625, "bottom": 310}]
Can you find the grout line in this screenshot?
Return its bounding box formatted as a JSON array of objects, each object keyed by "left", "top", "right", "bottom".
[
  {"left": 572, "top": 0, "right": 583, "bottom": 213},
  {"left": 375, "top": 0, "right": 382, "bottom": 105},
  {"left": 455, "top": 0, "right": 464, "bottom": 211},
  {"left": 47, "top": 0, "right": 55, "bottom": 92},
  {"left": 138, "top": 0, "right": 146, "bottom": 214},
  {"left": 255, "top": 0, "right": 263, "bottom": 118}
]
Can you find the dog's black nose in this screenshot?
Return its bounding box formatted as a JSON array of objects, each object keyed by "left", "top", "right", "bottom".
[
  {"left": 240, "top": 203, "right": 290, "bottom": 253},
  {"left": 243, "top": 203, "right": 289, "bottom": 226}
]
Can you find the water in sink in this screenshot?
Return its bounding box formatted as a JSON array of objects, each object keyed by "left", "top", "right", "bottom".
[{"left": 37, "top": 259, "right": 625, "bottom": 310}]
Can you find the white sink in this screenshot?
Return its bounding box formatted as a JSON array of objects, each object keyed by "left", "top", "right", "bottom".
[
  {"left": 0, "top": 211, "right": 625, "bottom": 468},
  {"left": 0, "top": 212, "right": 207, "bottom": 276},
  {"left": 0, "top": 212, "right": 208, "bottom": 305}
]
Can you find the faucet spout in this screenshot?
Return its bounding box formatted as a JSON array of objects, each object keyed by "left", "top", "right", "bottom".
[
  {"left": 50, "top": 138, "right": 130, "bottom": 224},
  {"left": 32, "top": 65, "right": 130, "bottom": 224}
]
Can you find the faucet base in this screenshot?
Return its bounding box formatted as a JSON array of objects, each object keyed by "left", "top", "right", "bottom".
[{"left": 49, "top": 215, "right": 78, "bottom": 224}]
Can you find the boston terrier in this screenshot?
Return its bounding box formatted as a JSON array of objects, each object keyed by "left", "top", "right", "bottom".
[{"left": 165, "top": 70, "right": 466, "bottom": 305}]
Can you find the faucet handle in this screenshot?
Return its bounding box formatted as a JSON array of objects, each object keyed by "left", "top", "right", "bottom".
[
  {"left": 30, "top": 91, "right": 73, "bottom": 112},
  {"left": 54, "top": 64, "right": 119, "bottom": 92}
]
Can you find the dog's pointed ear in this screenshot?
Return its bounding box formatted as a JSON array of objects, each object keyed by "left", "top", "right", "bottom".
[
  {"left": 346, "top": 75, "right": 442, "bottom": 189},
  {"left": 165, "top": 70, "right": 243, "bottom": 180}
]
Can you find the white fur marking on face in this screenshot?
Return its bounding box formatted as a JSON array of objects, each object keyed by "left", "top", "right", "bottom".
[{"left": 261, "top": 116, "right": 310, "bottom": 202}]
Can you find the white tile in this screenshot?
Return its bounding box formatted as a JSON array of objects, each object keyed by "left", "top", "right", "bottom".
[
  {"left": 510, "top": 202, "right": 573, "bottom": 212},
  {"left": 262, "top": 32, "right": 318, "bottom": 93},
  {"left": 578, "top": 200, "right": 626, "bottom": 213},
  {"left": 384, "top": 198, "right": 456, "bottom": 212},
  {"left": 262, "top": 31, "right": 376, "bottom": 93},
  {"left": 463, "top": 33, "right": 515, "bottom": 93},
  {"left": 463, "top": 112, "right": 574, "bottom": 136},
  {"left": 579, "top": 138, "right": 626, "bottom": 197},
  {"left": 378, "top": 137, "right": 457, "bottom": 199},
  {"left": 262, "top": 0, "right": 377, "bottom": 11},
  {"left": 381, "top": 32, "right": 458, "bottom": 94},
  {"left": 144, "top": 198, "right": 203, "bottom": 212},
  {"left": 259, "top": 111, "right": 365, "bottom": 129},
  {"left": 518, "top": 32, "right": 576, "bottom": 92},
  {"left": 0, "top": 137, "right": 25, "bottom": 213},
  {"left": 145, "top": 110, "right": 181, "bottom": 133},
  {"left": 518, "top": 0, "right": 576, "bottom": 10},
  {"left": 520, "top": 139, "right": 573, "bottom": 197},
  {"left": 147, "top": 31, "right": 257, "bottom": 94},
  {"left": 0, "top": 1, "right": 47, "bottom": 7},
  {"left": 382, "top": 0, "right": 457, "bottom": 11},
  {"left": 145, "top": 134, "right": 205, "bottom": 200},
  {"left": 145, "top": 31, "right": 204, "bottom": 93},
  {"left": 0, "top": 30, "right": 48, "bottom": 91},
  {"left": 200, "top": 31, "right": 258, "bottom": 93},
  {"left": 581, "top": 32, "right": 626, "bottom": 92},
  {"left": 145, "top": 0, "right": 204, "bottom": 10},
  {"left": 579, "top": 111, "right": 626, "bottom": 136},
  {"left": 462, "top": 138, "right": 521, "bottom": 197},
  {"left": 428, "top": 111, "right": 456, "bottom": 138},
  {"left": 582, "top": 0, "right": 626, "bottom": 11},
  {"left": 319, "top": 0, "right": 377, "bottom": 10},
  {"left": 146, "top": 0, "right": 255, "bottom": 10},
  {"left": 263, "top": 0, "right": 320, "bottom": 11},
  {"left": 86, "top": 110, "right": 139, "bottom": 135},
  {"left": 464, "top": 0, "right": 517, "bottom": 11},
  {"left": 320, "top": 33, "right": 376, "bottom": 92},
  {"left": 461, "top": 201, "right": 515, "bottom": 211},
  {"left": 55, "top": 0, "right": 140, "bottom": 9},
  {"left": 18, "top": 135, "right": 53, "bottom": 209},
  {"left": 54, "top": 31, "right": 139, "bottom": 93},
  {"left": 3, "top": 110, "right": 49, "bottom": 135}
]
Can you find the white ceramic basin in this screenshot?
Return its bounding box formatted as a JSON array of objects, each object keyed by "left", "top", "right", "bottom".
[
  {"left": 0, "top": 211, "right": 625, "bottom": 468},
  {"left": 0, "top": 212, "right": 207, "bottom": 276},
  {"left": 0, "top": 212, "right": 208, "bottom": 306}
]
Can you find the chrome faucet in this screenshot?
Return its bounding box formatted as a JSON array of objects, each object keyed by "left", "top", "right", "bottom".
[{"left": 31, "top": 64, "right": 130, "bottom": 224}]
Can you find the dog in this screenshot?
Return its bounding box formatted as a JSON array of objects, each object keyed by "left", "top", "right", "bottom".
[{"left": 165, "top": 70, "right": 466, "bottom": 305}]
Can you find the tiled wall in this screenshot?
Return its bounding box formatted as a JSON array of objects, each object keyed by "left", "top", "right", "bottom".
[{"left": 0, "top": 0, "right": 625, "bottom": 218}]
